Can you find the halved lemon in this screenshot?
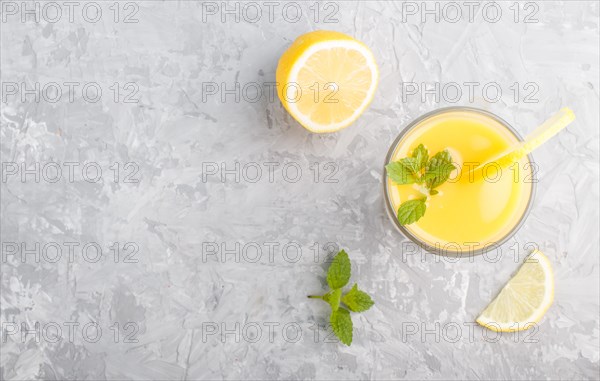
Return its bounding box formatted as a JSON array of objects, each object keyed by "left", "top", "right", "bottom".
[
  {"left": 476, "top": 250, "right": 554, "bottom": 332},
  {"left": 276, "top": 30, "right": 379, "bottom": 133}
]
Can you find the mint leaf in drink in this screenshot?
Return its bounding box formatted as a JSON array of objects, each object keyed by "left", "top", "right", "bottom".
[
  {"left": 412, "top": 143, "right": 429, "bottom": 171},
  {"left": 342, "top": 284, "right": 374, "bottom": 312},
  {"left": 398, "top": 157, "right": 421, "bottom": 176},
  {"left": 387, "top": 145, "right": 454, "bottom": 224},
  {"left": 308, "top": 249, "right": 374, "bottom": 346},
  {"left": 385, "top": 161, "right": 416, "bottom": 185},
  {"left": 386, "top": 145, "right": 428, "bottom": 184},
  {"left": 326, "top": 250, "right": 351, "bottom": 289},
  {"left": 330, "top": 308, "right": 353, "bottom": 346},
  {"left": 432, "top": 149, "right": 452, "bottom": 162},
  {"left": 397, "top": 198, "right": 427, "bottom": 225},
  {"left": 424, "top": 150, "right": 456, "bottom": 189}
]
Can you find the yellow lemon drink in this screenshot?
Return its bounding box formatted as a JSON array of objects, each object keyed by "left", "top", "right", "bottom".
[{"left": 384, "top": 108, "right": 535, "bottom": 256}]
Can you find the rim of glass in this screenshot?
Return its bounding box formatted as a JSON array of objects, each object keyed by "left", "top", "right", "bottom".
[{"left": 383, "top": 106, "right": 537, "bottom": 258}]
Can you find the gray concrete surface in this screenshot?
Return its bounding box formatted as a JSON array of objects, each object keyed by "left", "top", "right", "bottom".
[{"left": 1, "top": 1, "right": 599, "bottom": 380}]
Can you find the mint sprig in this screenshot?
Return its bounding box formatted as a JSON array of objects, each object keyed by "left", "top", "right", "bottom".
[
  {"left": 385, "top": 144, "right": 455, "bottom": 225},
  {"left": 308, "top": 250, "right": 374, "bottom": 346}
]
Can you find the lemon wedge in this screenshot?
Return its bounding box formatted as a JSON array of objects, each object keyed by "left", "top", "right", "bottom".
[
  {"left": 476, "top": 250, "right": 554, "bottom": 332},
  {"left": 276, "top": 30, "right": 379, "bottom": 133}
]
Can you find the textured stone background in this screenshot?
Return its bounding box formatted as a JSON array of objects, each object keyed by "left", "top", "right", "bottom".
[{"left": 1, "top": 1, "right": 599, "bottom": 380}]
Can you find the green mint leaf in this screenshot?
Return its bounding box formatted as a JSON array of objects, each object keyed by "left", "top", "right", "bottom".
[
  {"left": 327, "top": 250, "right": 351, "bottom": 289},
  {"left": 397, "top": 198, "right": 427, "bottom": 225},
  {"left": 425, "top": 150, "right": 455, "bottom": 190},
  {"left": 385, "top": 161, "right": 416, "bottom": 185},
  {"left": 434, "top": 149, "right": 452, "bottom": 162},
  {"left": 412, "top": 144, "right": 429, "bottom": 171},
  {"left": 429, "top": 189, "right": 439, "bottom": 196},
  {"left": 342, "top": 284, "right": 374, "bottom": 312},
  {"left": 330, "top": 307, "right": 353, "bottom": 346},
  {"left": 322, "top": 288, "right": 342, "bottom": 312},
  {"left": 398, "top": 157, "right": 420, "bottom": 176}
]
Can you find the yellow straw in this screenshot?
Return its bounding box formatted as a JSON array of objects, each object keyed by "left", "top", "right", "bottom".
[{"left": 468, "top": 108, "right": 576, "bottom": 182}]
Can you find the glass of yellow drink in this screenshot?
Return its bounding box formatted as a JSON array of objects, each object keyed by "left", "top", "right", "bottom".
[{"left": 384, "top": 107, "right": 536, "bottom": 256}]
